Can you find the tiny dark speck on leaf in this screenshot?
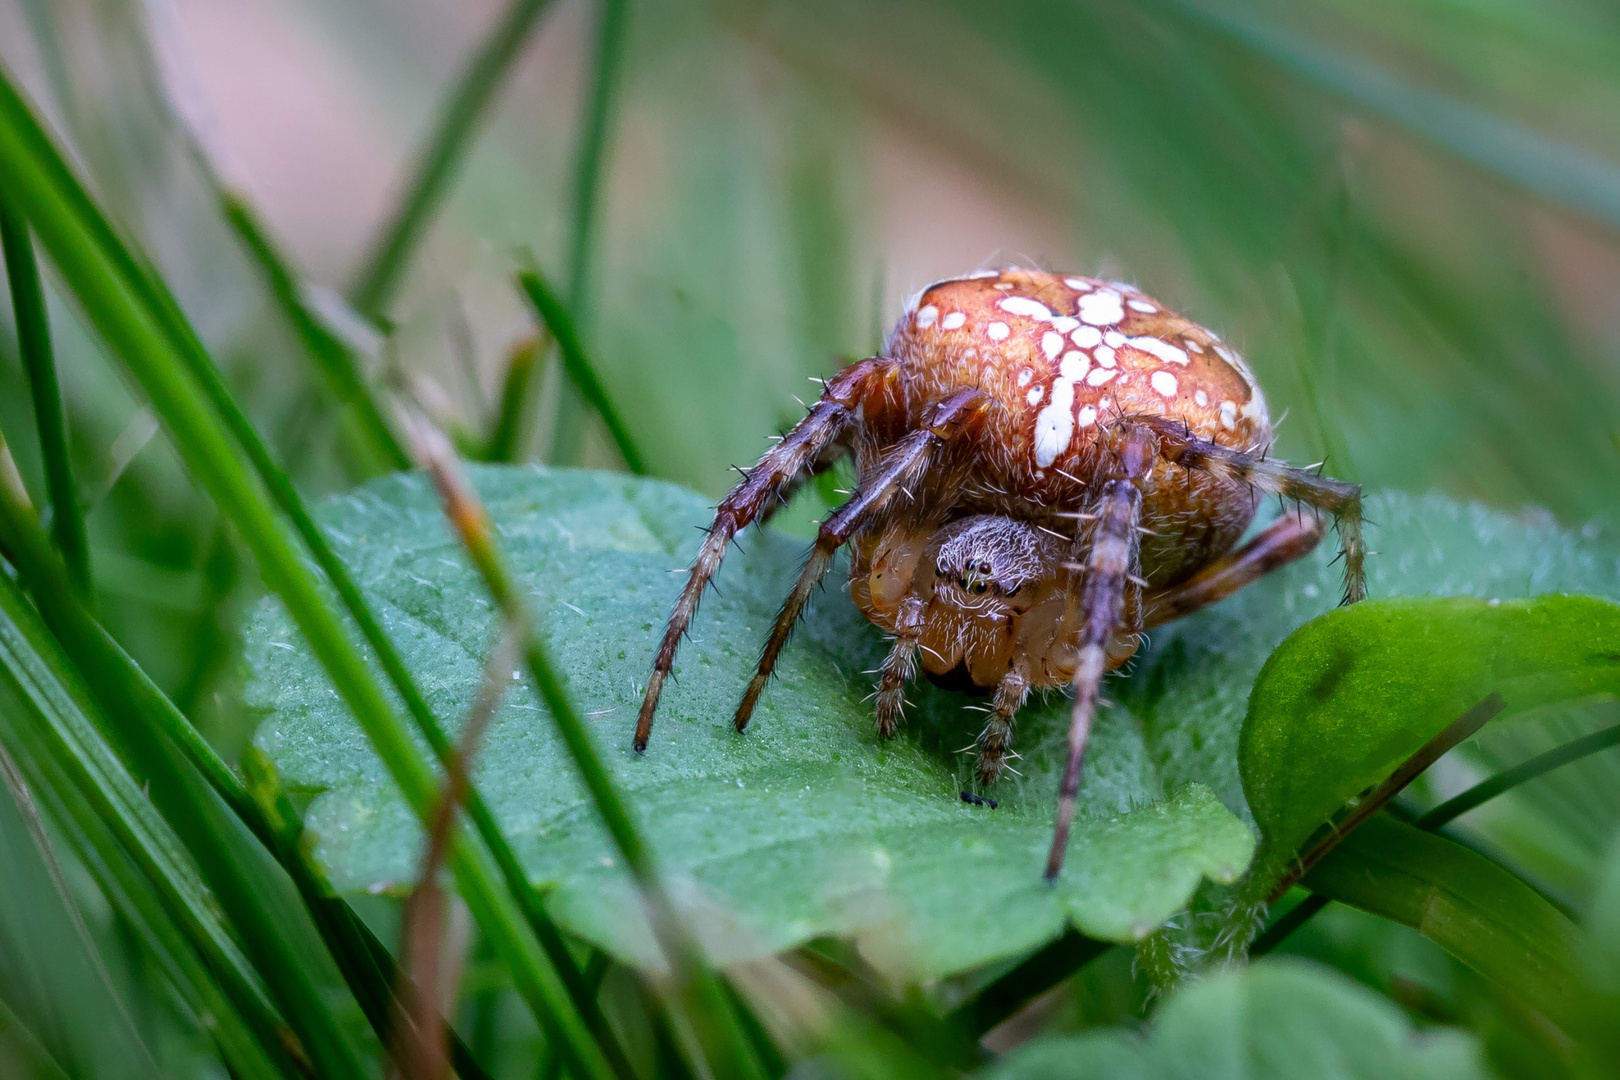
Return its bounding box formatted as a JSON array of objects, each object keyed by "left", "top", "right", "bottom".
[{"left": 961, "top": 791, "right": 998, "bottom": 809}]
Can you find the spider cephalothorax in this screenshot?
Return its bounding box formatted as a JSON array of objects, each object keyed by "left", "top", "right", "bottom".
[{"left": 635, "top": 268, "right": 1364, "bottom": 879}]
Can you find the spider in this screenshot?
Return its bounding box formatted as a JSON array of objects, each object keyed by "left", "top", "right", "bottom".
[{"left": 634, "top": 268, "right": 1364, "bottom": 880}]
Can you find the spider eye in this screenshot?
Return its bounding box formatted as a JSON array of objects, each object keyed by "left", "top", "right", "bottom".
[
  {"left": 978, "top": 561, "right": 992, "bottom": 574},
  {"left": 971, "top": 581, "right": 988, "bottom": 595}
]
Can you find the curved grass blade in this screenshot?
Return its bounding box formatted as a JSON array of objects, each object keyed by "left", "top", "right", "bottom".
[
  {"left": 0, "top": 474, "right": 500, "bottom": 1078},
  {"left": 0, "top": 573, "right": 299, "bottom": 1077},
  {"left": 0, "top": 71, "right": 619, "bottom": 1080},
  {"left": 401, "top": 410, "right": 765, "bottom": 1080},
  {"left": 1301, "top": 814, "right": 1584, "bottom": 1032},
  {"left": 221, "top": 193, "right": 408, "bottom": 471},
  {"left": 517, "top": 264, "right": 645, "bottom": 473},
  {"left": 546, "top": 0, "right": 629, "bottom": 465},
  {"left": 0, "top": 199, "right": 87, "bottom": 592},
  {"left": 0, "top": 741, "right": 162, "bottom": 1078},
  {"left": 1172, "top": 0, "right": 1620, "bottom": 231},
  {"left": 1254, "top": 716, "right": 1620, "bottom": 955},
  {"left": 349, "top": 0, "right": 558, "bottom": 316}
]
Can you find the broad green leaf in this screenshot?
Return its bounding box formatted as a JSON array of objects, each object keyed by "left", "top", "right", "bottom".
[
  {"left": 984, "top": 957, "right": 1487, "bottom": 1080},
  {"left": 1303, "top": 815, "right": 1583, "bottom": 1031},
  {"left": 1243, "top": 593, "right": 1620, "bottom": 884},
  {"left": 248, "top": 470, "right": 1620, "bottom": 976},
  {"left": 248, "top": 466, "right": 1253, "bottom": 977}
]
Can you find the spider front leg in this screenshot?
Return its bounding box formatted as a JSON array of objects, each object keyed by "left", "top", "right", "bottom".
[
  {"left": 1045, "top": 423, "right": 1154, "bottom": 882},
  {"left": 1144, "top": 417, "right": 1365, "bottom": 605},
  {"left": 734, "top": 388, "right": 990, "bottom": 732},
  {"left": 635, "top": 357, "right": 897, "bottom": 751},
  {"left": 974, "top": 663, "right": 1031, "bottom": 787},
  {"left": 875, "top": 593, "right": 929, "bottom": 737}
]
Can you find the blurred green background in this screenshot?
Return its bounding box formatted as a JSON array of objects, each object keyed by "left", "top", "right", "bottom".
[{"left": 1, "top": 0, "right": 1619, "bottom": 1075}]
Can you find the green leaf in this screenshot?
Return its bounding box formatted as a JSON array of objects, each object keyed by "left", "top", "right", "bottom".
[
  {"left": 985, "top": 957, "right": 1488, "bottom": 1080},
  {"left": 1242, "top": 593, "right": 1620, "bottom": 885},
  {"left": 248, "top": 466, "right": 1254, "bottom": 977},
  {"left": 1303, "top": 814, "right": 1583, "bottom": 1031}
]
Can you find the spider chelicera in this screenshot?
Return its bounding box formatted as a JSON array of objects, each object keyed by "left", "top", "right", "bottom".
[{"left": 634, "top": 268, "right": 1364, "bottom": 880}]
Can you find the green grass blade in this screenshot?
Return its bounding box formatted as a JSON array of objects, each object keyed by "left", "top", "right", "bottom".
[
  {"left": 349, "top": 0, "right": 558, "bottom": 316},
  {"left": 517, "top": 265, "right": 645, "bottom": 473},
  {"left": 547, "top": 0, "right": 629, "bottom": 464},
  {"left": 946, "top": 930, "right": 1110, "bottom": 1039},
  {"left": 221, "top": 192, "right": 408, "bottom": 471},
  {"left": 407, "top": 427, "right": 765, "bottom": 1080},
  {"left": 0, "top": 741, "right": 163, "bottom": 1079},
  {"left": 1303, "top": 814, "right": 1583, "bottom": 1031},
  {"left": 1173, "top": 0, "right": 1620, "bottom": 231},
  {"left": 0, "top": 992, "right": 72, "bottom": 1080},
  {"left": 0, "top": 476, "right": 504, "bottom": 1077},
  {"left": 0, "top": 198, "right": 87, "bottom": 592},
  {"left": 0, "top": 70, "right": 618, "bottom": 1080},
  {"left": 1417, "top": 722, "right": 1620, "bottom": 830},
  {"left": 482, "top": 333, "right": 543, "bottom": 462},
  {"left": 0, "top": 573, "right": 298, "bottom": 1077}
]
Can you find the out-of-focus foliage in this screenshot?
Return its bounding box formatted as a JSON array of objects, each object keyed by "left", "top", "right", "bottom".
[{"left": 989, "top": 958, "right": 1490, "bottom": 1080}]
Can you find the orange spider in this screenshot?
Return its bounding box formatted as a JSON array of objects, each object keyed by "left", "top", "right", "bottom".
[{"left": 635, "top": 268, "right": 1363, "bottom": 880}]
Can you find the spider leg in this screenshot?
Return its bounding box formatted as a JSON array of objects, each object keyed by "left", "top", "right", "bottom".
[
  {"left": 1142, "top": 417, "right": 1365, "bottom": 605},
  {"left": 635, "top": 357, "right": 897, "bottom": 751},
  {"left": 974, "top": 663, "right": 1031, "bottom": 787},
  {"left": 734, "top": 388, "right": 990, "bottom": 732},
  {"left": 875, "top": 594, "right": 929, "bottom": 737},
  {"left": 1045, "top": 423, "right": 1155, "bottom": 882},
  {"left": 1143, "top": 508, "right": 1326, "bottom": 626}
]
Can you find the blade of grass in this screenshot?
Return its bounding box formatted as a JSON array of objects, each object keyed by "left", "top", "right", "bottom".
[
  {"left": 1301, "top": 814, "right": 1584, "bottom": 1031},
  {"left": 0, "top": 990, "right": 72, "bottom": 1080},
  {"left": 1254, "top": 717, "right": 1620, "bottom": 955},
  {"left": 0, "top": 572, "right": 299, "bottom": 1077},
  {"left": 517, "top": 264, "right": 645, "bottom": 473},
  {"left": 401, "top": 408, "right": 766, "bottom": 1080},
  {"left": 1266, "top": 692, "right": 1506, "bottom": 903},
  {"left": 0, "top": 72, "right": 619, "bottom": 1080},
  {"left": 481, "top": 331, "right": 544, "bottom": 462},
  {"left": 1172, "top": 0, "right": 1620, "bottom": 231},
  {"left": 546, "top": 0, "right": 629, "bottom": 465},
  {"left": 221, "top": 193, "right": 408, "bottom": 470},
  {"left": 0, "top": 198, "right": 88, "bottom": 592},
  {"left": 0, "top": 469, "right": 495, "bottom": 1079},
  {"left": 349, "top": 0, "right": 558, "bottom": 316},
  {"left": 0, "top": 505, "right": 371, "bottom": 1078},
  {"left": 0, "top": 741, "right": 162, "bottom": 1079},
  {"left": 944, "top": 929, "right": 1110, "bottom": 1040}
]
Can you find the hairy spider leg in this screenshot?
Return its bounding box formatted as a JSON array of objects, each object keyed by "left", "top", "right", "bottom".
[
  {"left": 1143, "top": 416, "right": 1365, "bottom": 605},
  {"left": 974, "top": 662, "right": 1032, "bottom": 787},
  {"left": 1143, "top": 509, "right": 1327, "bottom": 626},
  {"left": 634, "top": 358, "right": 898, "bottom": 751},
  {"left": 1045, "top": 424, "right": 1156, "bottom": 882},
  {"left": 733, "top": 388, "right": 991, "bottom": 732},
  {"left": 876, "top": 591, "right": 931, "bottom": 736}
]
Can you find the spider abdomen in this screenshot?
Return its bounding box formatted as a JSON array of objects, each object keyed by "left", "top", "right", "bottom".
[{"left": 890, "top": 269, "right": 1266, "bottom": 485}]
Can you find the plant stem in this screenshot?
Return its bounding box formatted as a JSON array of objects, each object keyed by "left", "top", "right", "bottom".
[
  {"left": 401, "top": 409, "right": 766, "bottom": 1080},
  {"left": 547, "top": 0, "right": 629, "bottom": 465},
  {"left": 0, "top": 198, "right": 88, "bottom": 592},
  {"left": 0, "top": 72, "right": 617, "bottom": 1080},
  {"left": 517, "top": 265, "right": 645, "bottom": 473},
  {"left": 1253, "top": 702, "right": 1620, "bottom": 956},
  {"left": 945, "top": 929, "right": 1110, "bottom": 1039},
  {"left": 349, "top": 0, "right": 557, "bottom": 316},
  {"left": 1266, "top": 692, "right": 1505, "bottom": 903},
  {"left": 221, "top": 192, "right": 408, "bottom": 471}
]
